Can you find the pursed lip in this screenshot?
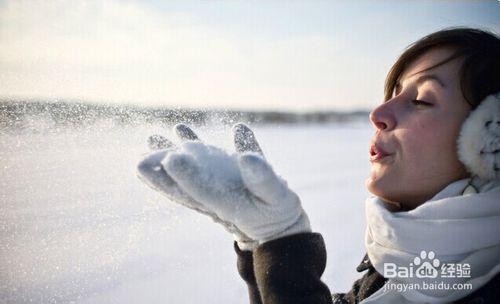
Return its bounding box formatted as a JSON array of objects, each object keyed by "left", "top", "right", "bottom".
[{"left": 369, "top": 142, "right": 393, "bottom": 162}]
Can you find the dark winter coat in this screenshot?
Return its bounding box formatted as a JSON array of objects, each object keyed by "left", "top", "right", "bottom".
[{"left": 235, "top": 232, "right": 500, "bottom": 304}]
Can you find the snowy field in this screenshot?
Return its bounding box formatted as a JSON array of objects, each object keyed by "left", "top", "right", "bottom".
[{"left": 0, "top": 120, "right": 375, "bottom": 303}]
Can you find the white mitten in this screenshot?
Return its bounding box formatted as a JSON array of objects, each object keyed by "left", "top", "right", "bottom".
[
  {"left": 137, "top": 123, "right": 311, "bottom": 250},
  {"left": 161, "top": 124, "right": 311, "bottom": 244},
  {"left": 138, "top": 124, "right": 257, "bottom": 250}
]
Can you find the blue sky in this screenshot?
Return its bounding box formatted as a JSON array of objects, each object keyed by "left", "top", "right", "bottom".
[{"left": 0, "top": 0, "right": 498, "bottom": 111}]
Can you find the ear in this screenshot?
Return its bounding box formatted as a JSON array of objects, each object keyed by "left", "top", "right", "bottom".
[{"left": 457, "top": 93, "right": 500, "bottom": 181}]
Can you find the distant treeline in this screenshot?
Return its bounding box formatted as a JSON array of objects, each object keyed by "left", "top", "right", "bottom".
[{"left": 0, "top": 100, "right": 370, "bottom": 130}]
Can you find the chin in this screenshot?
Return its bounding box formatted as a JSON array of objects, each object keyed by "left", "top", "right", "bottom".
[
  {"left": 365, "top": 173, "right": 387, "bottom": 195},
  {"left": 365, "top": 176, "right": 387, "bottom": 199},
  {"left": 365, "top": 176, "right": 405, "bottom": 205}
]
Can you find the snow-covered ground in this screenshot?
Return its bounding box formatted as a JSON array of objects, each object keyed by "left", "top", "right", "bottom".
[{"left": 0, "top": 121, "right": 375, "bottom": 303}]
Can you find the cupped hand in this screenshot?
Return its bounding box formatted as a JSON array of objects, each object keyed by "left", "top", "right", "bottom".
[{"left": 137, "top": 123, "right": 310, "bottom": 250}]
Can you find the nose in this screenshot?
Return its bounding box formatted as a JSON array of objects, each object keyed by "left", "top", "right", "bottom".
[{"left": 369, "top": 100, "right": 396, "bottom": 131}]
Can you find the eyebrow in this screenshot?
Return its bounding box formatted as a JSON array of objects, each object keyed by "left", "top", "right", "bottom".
[{"left": 395, "top": 74, "right": 446, "bottom": 94}]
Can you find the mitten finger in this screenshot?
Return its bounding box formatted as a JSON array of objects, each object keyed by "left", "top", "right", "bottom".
[
  {"left": 162, "top": 152, "right": 220, "bottom": 207},
  {"left": 238, "top": 153, "right": 299, "bottom": 206},
  {"left": 232, "top": 123, "right": 263, "bottom": 155},
  {"left": 179, "top": 141, "right": 209, "bottom": 160},
  {"left": 174, "top": 123, "right": 200, "bottom": 142},
  {"left": 137, "top": 150, "right": 169, "bottom": 180},
  {"left": 137, "top": 150, "right": 187, "bottom": 197},
  {"left": 147, "top": 134, "right": 175, "bottom": 150},
  {"left": 137, "top": 151, "right": 208, "bottom": 212}
]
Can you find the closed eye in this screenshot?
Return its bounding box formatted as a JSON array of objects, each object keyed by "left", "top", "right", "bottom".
[{"left": 412, "top": 99, "right": 432, "bottom": 107}]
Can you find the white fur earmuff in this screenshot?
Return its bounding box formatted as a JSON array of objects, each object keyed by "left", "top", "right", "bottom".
[{"left": 457, "top": 93, "right": 500, "bottom": 181}]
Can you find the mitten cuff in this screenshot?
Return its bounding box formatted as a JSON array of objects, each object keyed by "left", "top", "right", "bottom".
[{"left": 259, "top": 210, "right": 312, "bottom": 244}]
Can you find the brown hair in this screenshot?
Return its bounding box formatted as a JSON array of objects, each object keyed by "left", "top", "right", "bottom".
[{"left": 384, "top": 27, "right": 500, "bottom": 109}]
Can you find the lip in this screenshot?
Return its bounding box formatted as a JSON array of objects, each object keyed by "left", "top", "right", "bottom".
[{"left": 369, "top": 142, "right": 393, "bottom": 163}]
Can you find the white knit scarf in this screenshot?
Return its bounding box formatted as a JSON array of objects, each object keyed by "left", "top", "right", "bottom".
[{"left": 362, "top": 178, "right": 500, "bottom": 303}]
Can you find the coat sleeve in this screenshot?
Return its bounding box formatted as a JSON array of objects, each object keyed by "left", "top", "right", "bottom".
[
  {"left": 234, "top": 242, "right": 264, "bottom": 304},
  {"left": 235, "top": 232, "right": 333, "bottom": 304},
  {"left": 234, "top": 233, "right": 387, "bottom": 304}
]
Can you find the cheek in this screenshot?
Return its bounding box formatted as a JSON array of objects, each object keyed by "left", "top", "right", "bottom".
[
  {"left": 401, "top": 119, "right": 463, "bottom": 176},
  {"left": 400, "top": 123, "right": 438, "bottom": 168}
]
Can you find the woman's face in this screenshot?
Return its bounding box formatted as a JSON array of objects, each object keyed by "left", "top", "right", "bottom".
[{"left": 366, "top": 47, "right": 471, "bottom": 210}]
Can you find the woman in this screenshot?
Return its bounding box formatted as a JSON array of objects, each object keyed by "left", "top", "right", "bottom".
[{"left": 137, "top": 27, "right": 500, "bottom": 303}]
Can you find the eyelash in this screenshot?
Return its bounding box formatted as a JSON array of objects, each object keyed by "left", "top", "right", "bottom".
[{"left": 412, "top": 99, "right": 432, "bottom": 106}]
